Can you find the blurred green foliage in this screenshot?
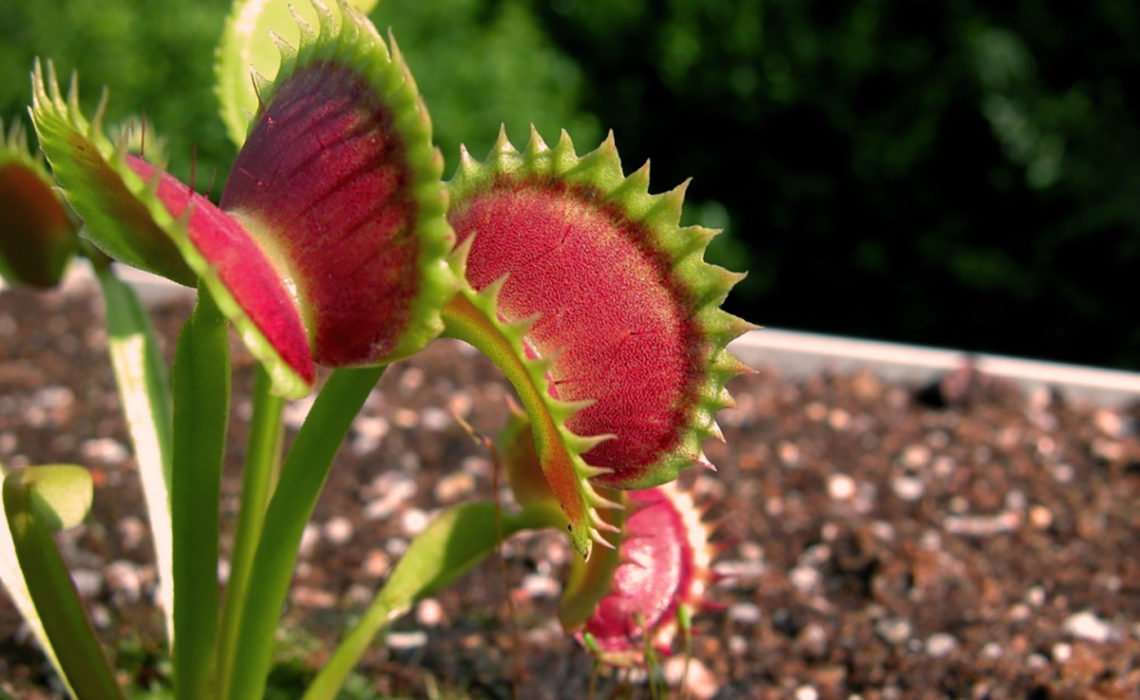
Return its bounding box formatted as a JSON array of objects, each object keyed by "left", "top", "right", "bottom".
[
  {"left": 2, "top": 0, "right": 1136, "bottom": 368},
  {"left": 531, "top": 0, "right": 1140, "bottom": 369}
]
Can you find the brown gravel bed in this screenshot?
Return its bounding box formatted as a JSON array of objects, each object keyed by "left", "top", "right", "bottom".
[{"left": 1, "top": 278, "right": 1138, "bottom": 699}]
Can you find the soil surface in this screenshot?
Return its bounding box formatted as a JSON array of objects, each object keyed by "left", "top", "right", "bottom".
[{"left": 1, "top": 277, "right": 1138, "bottom": 699}]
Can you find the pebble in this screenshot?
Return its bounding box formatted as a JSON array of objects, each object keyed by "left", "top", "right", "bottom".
[
  {"left": 34, "top": 386, "right": 74, "bottom": 411},
  {"left": 875, "top": 616, "right": 913, "bottom": 645},
  {"left": 415, "top": 598, "right": 445, "bottom": 627},
  {"left": 399, "top": 508, "right": 430, "bottom": 537},
  {"left": 1093, "top": 409, "right": 1124, "bottom": 437},
  {"left": 1007, "top": 603, "right": 1031, "bottom": 622},
  {"left": 853, "top": 482, "right": 877, "bottom": 514},
  {"left": 89, "top": 604, "right": 112, "bottom": 630},
  {"left": 363, "top": 474, "right": 417, "bottom": 520},
  {"left": 461, "top": 455, "right": 491, "bottom": 477},
  {"left": 217, "top": 558, "right": 231, "bottom": 584},
  {"left": 362, "top": 549, "right": 390, "bottom": 579},
  {"left": 794, "top": 685, "right": 820, "bottom": 700},
  {"left": 827, "top": 408, "right": 851, "bottom": 430},
  {"left": 393, "top": 408, "right": 419, "bottom": 429},
  {"left": 117, "top": 515, "right": 148, "bottom": 550},
  {"left": 520, "top": 573, "right": 560, "bottom": 599},
  {"left": 70, "top": 568, "right": 102, "bottom": 597},
  {"left": 1026, "top": 653, "right": 1049, "bottom": 670},
  {"left": 81, "top": 438, "right": 130, "bottom": 466},
  {"left": 943, "top": 511, "right": 1019, "bottom": 537},
  {"left": 713, "top": 559, "right": 765, "bottom": 580},
  {"left": 891, "top": 475, "right": 925, "bottom": 501},
  {"left": 870, "top": 520, "right": 896, "bottom": 541},
  {"left": 351, "top": 416, "right": 389, "bottom": 455},
  {"left": 925, "top": 632, "right": 958, "bottom": 657},
  {"left": 1052, "top": 642, "right": 1073, "bottom": 663},
  {"left": 433, "top": 471, "right": 475, "bottom": 503},
  {"left": 728, "top": 602, "right": 762, "bottom": 625},
  {"left": 322, "top": 516, "right": 354, "bottom": 546},
  {"left": 420, "top": 406, "right": 451, "bottom": 432},
  {"left": 932, "top": 455, "right": 956, "bottom": 476},
  {"left": 397, "top": 366, "right": 424, "bottom": 395},
  {"left": 828, "top": 473, "right": 857, "bottom": 501},
  {"left": 386, "top": 630, "right": 428, "bottom": 650},
  {"left": 1062, "top": 610, "right": 1116, "bottom": 643},
  {"left": 663, "top": 657, "right": 717, "bottom": 700},
  {"left": 344, "top": 583, "right": 373, "bottom": 607},
  {"left": 789, "top": 565, "right": 821, "bottom": 593},
  {"left": 901, "top": 444, "right": 931, "bottom": 469},
  {"left": 797, "top": 622, "right": 829, "bottom": 658},
  {"left": 1029, "top": 505, "right": 1053, "bottom": 529},
  {"left": 447, "top": 391, "right": 473, "bottom": 418},
  {"left": 1051, "top": 462, "right": 1075, "bottom": 483},
  {"left": 104, "top": 560, "right": 143, "bottom": 602},
  {"left": 290, "top": 585, "right": 336, "bottom": 608},
  {"left": 777, "top": 441, "right": 801, "bottom": 467}
]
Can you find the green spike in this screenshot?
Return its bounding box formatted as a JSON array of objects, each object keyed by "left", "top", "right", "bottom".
[
  {"left": 588, "top": 490, "right": 623, "bottom": 511},
  {"left": 566, "top": 432, "right": 616, "bottom": 455},
  {"left": 507, "top": 312, "right": 541, "bottom": 336},
  {"left": 526, "top": 124, "right": 549, "bottom": 155},
  {"left": 449, "top": 233, "right": 475, "bottom": 275},
  {"left": 610, "top": 161, "right": 652, "bottom": 212}
]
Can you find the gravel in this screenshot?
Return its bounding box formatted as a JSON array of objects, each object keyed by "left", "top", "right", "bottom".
[{"left": 1, "top": 280, "right": 1139, "bottom": 698}]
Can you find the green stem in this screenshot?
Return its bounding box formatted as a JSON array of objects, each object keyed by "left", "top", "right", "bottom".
[
  {"left": 222, "top": 366, "right": 384, "bottom": 700},
  {"left": 94, "top": 262, "right": 175, "bottom": 647},
  {"left": 171, "top": 286, "right": 230, "bottom": 700},
  {"left": 303, "top": 503, "right": 563, "bottom": 700},
  {"left": 3, "top": 473, "right": 123, "bottom": 700},
  {"left": 215, "top": 367, "right": 283, "bottom": 695}
]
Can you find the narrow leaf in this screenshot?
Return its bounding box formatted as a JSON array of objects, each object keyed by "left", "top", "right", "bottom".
[
  {"left": 95, "top": 263, "right": 175, "bottom": 645},
  {"left": 3, "top": 467, "right": 123, "bottom": 699},
  {"left": 223, "top": 365, "right": 383, "bottom": 700},
  {"left": 171, "top": 285, "right": 230, "bottom": 699},
  {"left": 303, "top": 502, "right": 562, "bottom": 699}
]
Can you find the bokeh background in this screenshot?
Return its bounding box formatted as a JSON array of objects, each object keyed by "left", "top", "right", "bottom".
[{"left": 2, "top": 0, "right": 1135, "bottom": 369}]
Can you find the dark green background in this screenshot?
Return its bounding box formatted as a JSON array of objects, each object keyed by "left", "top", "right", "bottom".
[{"left": 2, "top": 0, "right": 1135, "bottom": 369}]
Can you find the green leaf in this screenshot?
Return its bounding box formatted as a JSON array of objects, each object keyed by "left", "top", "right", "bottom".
[
  {"left": 4, "top": 464, "right": 92, "bottom": 532},
  {"left": 222, "top": 365, "right": 383, "bottom": 700},
  {"left": 303, "top": 501, "right": 562, "bottom": 699},
  {"left": 215, "top": 367, "right": 283, "bottom": 692},
  {"left": 214, "top": 0, "right": 380, "bottom": 148},
  {"left": 170, "top": 284, "right": 231, "bottom": 700},
  {"left": 95, "top": 263, "right": 175, "bottom": 645},
  {"left": 0, "top": 462, "right": 73, "bottom": 696},
  {"left": 2, "top": 465, "right": 124, "bottom": 699}
]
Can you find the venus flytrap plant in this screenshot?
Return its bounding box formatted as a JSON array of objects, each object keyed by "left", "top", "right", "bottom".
[{"left": 0, "top": 0, "right": 751, "bottom": 696}]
